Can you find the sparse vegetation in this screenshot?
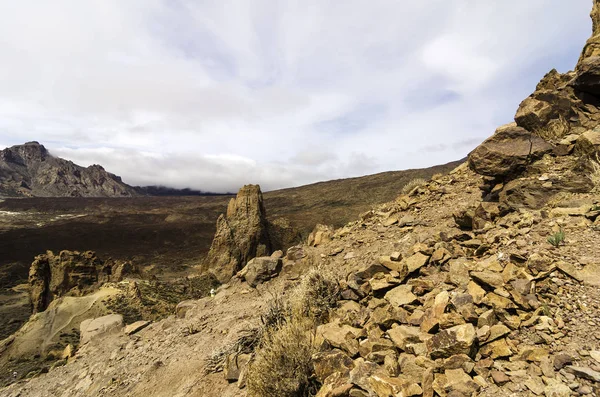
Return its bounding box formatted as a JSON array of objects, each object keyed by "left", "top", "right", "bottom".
[
  {"left": 401, "top": 178, "right": 427, "bottom": 194},
  {"left": 245, "top": 267, "right": 339, "bottom": 397},
  {"left": 547, "top": 229, "right": 565, "bottom": 247}
]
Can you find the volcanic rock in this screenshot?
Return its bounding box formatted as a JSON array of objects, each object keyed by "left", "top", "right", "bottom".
[
  {"left": 28, "top": 250, "right": 133, "bottom": 313},
  {"left": 0, "top": 141, "right": 138, "bottom": 197},
  {"left": 203, "top": 184, "right": 272, "bottom": 282}
]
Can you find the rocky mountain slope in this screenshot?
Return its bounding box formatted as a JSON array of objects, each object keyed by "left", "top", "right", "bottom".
[
  {"left": 0, "top": 142, "right": 139, "bottom": 197},
  {"left": 2, "top": 2, "right": 600, "bottom": 396}
]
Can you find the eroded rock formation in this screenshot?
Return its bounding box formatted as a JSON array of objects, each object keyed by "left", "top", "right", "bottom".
[
  {"left": 468, "top": 2, "right": 600, "bottom": 209},
  {"left": 203, "top": 185, "right": 272, "bottom": 282},
  {"left": 29, "top": 250, "right": 134, "bottom": 313}
]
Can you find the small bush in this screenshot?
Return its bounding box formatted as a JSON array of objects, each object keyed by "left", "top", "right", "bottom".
[
  {"left": 547, "top": 229, "right": 565, "bottom": 248},
  {"left": 401, "top": 178, "right": 426, "bottom": 194},
  {"left": 246, "top": 267, "right": 339, "bottom": 397},
  {"left": 246, "top": 318, "right": 319, "bottom": 397}
]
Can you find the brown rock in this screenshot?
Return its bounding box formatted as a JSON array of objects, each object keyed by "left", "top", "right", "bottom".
[
  {"left": 384, "top": 285, "right": 417, "bottom": 307},
  {"left": 426, "top": 323, "right": 476, "bottom": 359},
  {"left": 405, "top": 252, "right": 430, "bottom": 273},
  {"left": 468, "top": 125, "right": 553, "bottom": 177},
  {"left": 308, "top": 224, "right": 334, "bottom": 247},
  {"left": 313, "top": 350, "right": 355, "bottom": 383},
  {"left": 490, "top": 370, "right": 510, "bottom": 385},
  {"left": 387, "top": 325, "right": 422, "bottom": 351},
  {"left": 28, "top": 250, "right": 132, "bottom": 313},
  {"left": 204, "top": 185, "right": 272, "bottom": 282},
  {"left": 241, "top": 256, "right": 282, "bottom": 287}
]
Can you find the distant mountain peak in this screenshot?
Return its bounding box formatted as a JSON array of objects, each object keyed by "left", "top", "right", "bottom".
[{"left": 0, "top": 142, "right": 138, "bottom": 197}]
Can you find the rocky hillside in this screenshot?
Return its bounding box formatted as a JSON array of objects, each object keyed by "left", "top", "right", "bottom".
[
  {"left": 2, "top": 2, "right": 600, "bottom": 397},
  {"left": 0, "top": 142, "right": 139, "bottom": 197}
]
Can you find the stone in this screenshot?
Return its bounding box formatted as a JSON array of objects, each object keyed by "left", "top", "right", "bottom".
[
  {"left": 448, "top": 259, "right": 471, "bottom": 288},
  {"left": 520, "top": 347, "right": 549, "bottom": 363},
  {"left": 242, "top": 256, "right": 283, "bottom": 287},
  {"left": 348, "top": 358, "right": 382, "bottom": 392},
  {"left": 307, "top": 224, "right": 334, "bottom": 247},
  {"left": 432, "top": 369, "right": 480, "bottom": 397},
  {"left": 369, "top": 304, "right": 408, "bottom": 328},
  {"left": 553, "top": 352, "right": 576, "bottom": 370},
  {"left": 490, "top": 370, "right": 510, "bottom": 385},
  {"left": 312, "top": 350, "right": 355, "bottom": 383},
  {"left": 468, "top": 125, "right": 553, "bottom": 177},
  {"left": 405, "top": 252, "right": 430, "bottom": 273},
  {"left": 426, "top": 323, "right": 476, "bottom": 359},
  {"left": 556, "top": 261, "right": 584, "bottom": 282},
  {"left": 368, "top": 374, "right": 421, "bottom": 397},
  {"left": 317, "top": 322, "right": 363, "bottom": 357},
  {"left": 515, "top": 97, "right": 556, "bottom": 132},
  {"left": 204, "top": 185, "right": 272, "bottom": 282},
  {"left": 384, "top": 285, "right": 417, "bottom": 307},
  {"left": 224, "top": 353, "right": 251, "bottom": 382},
  {"left": 479, "top": 339, "right": 513, "bottom": 359},
  {"left": 378, "top": 256, "right": 408, "bottom": 276},
  {"left": 525, "top": 376, "right": 547, "bottom": 395},
  {"left": 80, "top": 314, "right": 124, "bottom": 345},
  {"left": 124, "top": 320, "right": 150, "bottom": 336},
  {"left": 590, "top": 350, "right": 600, "bottom": 364},
  {"left": 566, "top": 366, "right": 600, "bottom": 382},
  {"left": 467, "top": 281, "right": 486, "bottom": 304},
  {"left": 486, "top": 324, "right": 510, "bottom": 343},
  {"left": 420, "top": 290, "right": 449, "bottom": 333},
  {"left": 544, "top": 379, "right": 573, "bottom": 397},
  {"left": 471, "top": 271, "right": 505, "bottom": 289},
  {"left": 387, "top": 325, "right": 422, "bottom": 351}
]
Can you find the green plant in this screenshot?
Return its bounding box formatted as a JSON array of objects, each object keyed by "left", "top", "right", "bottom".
[
  {"left": 401, "top": 178, "right": 426, "bottom": 194},
  {"left": 547, "top": 229, "right": 565, "bottom": 247}
]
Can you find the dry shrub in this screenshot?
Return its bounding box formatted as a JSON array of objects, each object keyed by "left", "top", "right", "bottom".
[
  {"left": 401, "top": 178, "right": 426, "bottom": 194},
  {"left": 288, "top": 267, "right": 339, "bottom": 323},
  {"left": 246, "top": 318, "right": 319, "bottom": 397},
  {"left": 246, "top": 267, "right": 339, "bottom": 397}
]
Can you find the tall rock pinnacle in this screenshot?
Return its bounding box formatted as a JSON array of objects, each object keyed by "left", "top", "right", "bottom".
[{"left": 203, "top": 184, "right": 272, "bottom": 282}]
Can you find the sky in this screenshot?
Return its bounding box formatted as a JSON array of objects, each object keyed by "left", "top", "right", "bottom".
[{"left": 0, "top": 1, "right": 594, "bottom": 192}]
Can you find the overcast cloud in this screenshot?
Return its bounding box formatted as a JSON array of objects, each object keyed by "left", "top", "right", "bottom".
[{"left": 0, "top": 0, "right": 592, "bottom": 192}]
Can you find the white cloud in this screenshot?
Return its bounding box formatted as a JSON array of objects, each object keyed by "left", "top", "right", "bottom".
[{"left": 0, "top": 0, "right": 593, "bottom": 192}]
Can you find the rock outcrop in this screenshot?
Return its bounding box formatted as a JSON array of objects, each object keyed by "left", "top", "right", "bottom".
[
  {"left": 203, "top": 185, "right": 272, "bottom": 282},
  {"left": 468, "top": 1, "right": 600, "bottom": 209},
  {"left": 0, "top": 141, "right": 139, "bottom": 197},
  {"left": 29, "top": 250, "right": 134, "bottom": 313}
]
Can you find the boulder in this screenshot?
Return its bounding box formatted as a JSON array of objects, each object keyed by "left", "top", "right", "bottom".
[
  {"left": 515, "top": 97, "right": 556, "bottom": 132},
  {"left": 468, "top": 126, "right": 553, "bottom": 177},
  {"left": 80, "top": 314, "right": 123, "bottom": 345},
  {"left": 203, "top": 185, "right": 272, "bottom": 282},
  {"left": 241, "top": 257, "right": 282, "bottom": 287}
]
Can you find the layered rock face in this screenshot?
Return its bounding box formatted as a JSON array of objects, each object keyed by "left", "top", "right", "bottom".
[
  {"left": 203, "top": 185, "right": 272, "bottom": 282},
  {"left": 29, "top": 250, "right": 133, "bottom": 313},
  {"left": 468, "top": 4, "right": 600, "bottom": 209},
  {"left": 0, "top": 141, "right": 138, "bottom": 197}
]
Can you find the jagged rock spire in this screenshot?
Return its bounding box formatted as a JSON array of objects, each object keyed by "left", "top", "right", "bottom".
[{"left": 578, "top": 0, "right": 600, "bottom": 64}]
